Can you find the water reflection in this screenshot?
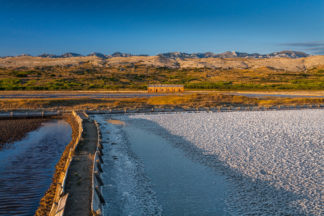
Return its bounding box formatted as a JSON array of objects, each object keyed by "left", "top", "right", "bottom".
[{"left": 0, "top": 120, "right": 71, "bottom": 216}]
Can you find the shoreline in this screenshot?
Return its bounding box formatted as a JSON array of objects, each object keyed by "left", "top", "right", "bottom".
[{"left": 35, "top": 112, "right": 81, "bottom": 216}]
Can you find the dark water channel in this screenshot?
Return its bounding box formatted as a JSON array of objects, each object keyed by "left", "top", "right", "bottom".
[{"left": 0, "top": 120, "right": 71, "bottom": 216}]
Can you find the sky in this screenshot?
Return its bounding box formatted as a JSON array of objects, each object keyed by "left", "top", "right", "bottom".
[{"left": 0, "top": 0, "right": 323, "bottom": 56}]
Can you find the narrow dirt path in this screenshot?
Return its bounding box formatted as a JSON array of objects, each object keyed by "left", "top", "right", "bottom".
[{"left": 63, "top": 117, "right": 98, "bottom": 216}]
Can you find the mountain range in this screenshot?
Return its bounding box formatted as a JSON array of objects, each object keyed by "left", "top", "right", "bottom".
[
  {"left": 158, "top": 50, "right": 310, "bottom": 59},
  {"left": 3, "top": 50, "right": 310, "bottom": 59},
  {"left": 1, "top": 51, "right": 323, "bottom": 72}
]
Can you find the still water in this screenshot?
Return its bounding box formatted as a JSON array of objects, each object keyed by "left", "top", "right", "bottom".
[
  {"left": 96, "top": 113, "right": 231, "bottom": 216},
  {"left": 124, "top": 125, "right": 230, "bottom": 216},
  {"left": 0, "top": 120, "right": 71, "bottom": 216}
]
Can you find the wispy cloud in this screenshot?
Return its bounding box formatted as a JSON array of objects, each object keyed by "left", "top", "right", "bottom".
[
  {"left": 305, "top": 47, "right": 324, "bottom": 55},
  {"left": 279, "top": 41, "right": 324, "bottom": 47},
  {"left": 279, "top": 41, "right": 324, "bottom": 55}
]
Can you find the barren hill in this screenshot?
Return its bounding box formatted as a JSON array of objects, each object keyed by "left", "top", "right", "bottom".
[
  {"left": 0, "top": 54, "right": 323, "bottom": 91},
  {"left": 1, "top": 55, "right": 324, "bottom": 72}
]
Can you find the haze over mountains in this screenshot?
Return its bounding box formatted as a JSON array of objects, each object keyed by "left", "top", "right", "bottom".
[{"left": 2, "top": 50, "right": 311, "bottom": 59}]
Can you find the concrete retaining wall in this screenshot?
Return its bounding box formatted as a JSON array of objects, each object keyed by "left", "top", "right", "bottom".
[{"left": 91, "top": 120, "right": 105, "bottom": 216}]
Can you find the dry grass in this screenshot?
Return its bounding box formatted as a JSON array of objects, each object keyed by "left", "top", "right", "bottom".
[
  {"left": 257, "top": 97, "right": 324, "bottom": 106},
  {"left": 0, "top": 61, "right": 323, "bottom": 90},
  {"left": 147, "top": 94, "right": 259, "bottom": 107},
  {"left": 0, "top": 93, "right": 323, "bottom": 111}
]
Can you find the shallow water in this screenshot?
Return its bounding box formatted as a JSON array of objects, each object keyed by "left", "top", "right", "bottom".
[
  {"left": 94, "top": 114, "right": 231, "bottom": 216},
  {"left": 0, "top": 120, "right": 71, "bottom": 216},
  {"left": 124, "top": 125, "right": 230, "bottom": 216}
]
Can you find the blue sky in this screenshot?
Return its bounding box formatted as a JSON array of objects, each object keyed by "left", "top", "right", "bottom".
[{"left": 0, "top": 0, "right": 323, "bottom": 56}]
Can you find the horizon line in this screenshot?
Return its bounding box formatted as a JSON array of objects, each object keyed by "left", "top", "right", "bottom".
[{"left": 0, "top": 49, "right": 315, "bottom": 58}]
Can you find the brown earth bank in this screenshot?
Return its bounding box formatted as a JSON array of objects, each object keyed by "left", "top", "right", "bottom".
[
  {"left": 0, "top": 118, "right": 49, "bottom": 148},
  {"left": 0, "top": 93, "right": 323, "bottom": 112},
  {"left": 34, "top": 113, "right": 80, "bottom": 216}
]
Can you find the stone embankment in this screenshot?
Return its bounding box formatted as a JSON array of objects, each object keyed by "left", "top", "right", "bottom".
[
  {"left": 36, "top": 111, "right": 104, "bottom": 216},
  {"left": 35, "top": 111, "right": 82, "bottom": 216}
]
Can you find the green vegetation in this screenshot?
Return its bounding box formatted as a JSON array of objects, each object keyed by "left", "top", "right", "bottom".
[{"left": 0, "top": 64, "right": 323, "bottom": 90}]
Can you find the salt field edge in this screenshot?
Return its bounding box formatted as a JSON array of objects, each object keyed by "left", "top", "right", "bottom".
[
  {"left": 0, "top": 109, "right": 322, "bottom": 215},
  {"left": 93, "top": 109, "right": 323, "bottom": 216}
]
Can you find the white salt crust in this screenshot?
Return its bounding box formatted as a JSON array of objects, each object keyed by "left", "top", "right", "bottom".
[{"left": 124, "top": 110, "right": 324, "bottom": 215}]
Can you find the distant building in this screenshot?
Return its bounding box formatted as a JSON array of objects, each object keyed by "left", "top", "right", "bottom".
[{"left": 148, "top": 84, "right": 184, "bottom": 93}]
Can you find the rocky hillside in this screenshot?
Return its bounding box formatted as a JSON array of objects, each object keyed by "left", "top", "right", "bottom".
[
  {"left": 0, "top": 53, "right": 323, "bottom": 72},
  {"left": 158, "top": 50, "right": 310, "bottom": 59}
]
